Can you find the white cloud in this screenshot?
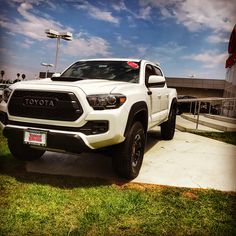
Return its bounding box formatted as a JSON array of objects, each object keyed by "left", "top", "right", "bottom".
[
  {"left": 0, "top": 46, "right": 19, "bottom": 61},
  {"left": 153, "top": 42, "right": 185, "bottom": 55},
  {"left": 139, "top": 0, "right": 236, "bottom": 33},
  {"left": 135, "top": 42, "right": 185, "bottom": 63},
  {"left": 0, "top": 44, "right": 42, "bottom": 80},
  {"left": 21, "top": 38, "right": 34, "bottom": 48},
  {"left": 128, "top": 42, "right": 185, "bottom": 63},
  {"left": 62, "top": 33, "right": 111, "bottom": 58},
  {"left": 75, "top": 0, "right": 119, "bottom": 24},
  {"left": 0, "top": 2, "right": 73, "bottom": 41},
  {"left": 183, "top": 51, "right": 227, "bottom": 68},
  {"left": 7, "top": 0, "right": 57, "bottom": 9},
  {"left": 207, "top": 33, "right": 229, "bottom": 44},
  {"left": 111, "top": 0, "right": 153, "bottom": 21},
  {"left": 138, "top": 6, "right": 152, "bottom": 20},
  {"left": 176, "top": 0, "right": 235, "bottom": 32},
  {"left": 137, "top": 46, "right": 148, "bottom": 56},
  {"left": 117, "top": 35, "right": 132, "bottom": 46},
  {"left": 111, "top": 0, "right": 127, "bottom": 12},
  {"left": 138, "top": 0, "right": 234, "bottom": 51}
]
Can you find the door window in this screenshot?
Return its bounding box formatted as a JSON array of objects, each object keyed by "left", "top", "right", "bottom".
[{"left": 153, "top": 67, "right": 163, "bottom": 76}]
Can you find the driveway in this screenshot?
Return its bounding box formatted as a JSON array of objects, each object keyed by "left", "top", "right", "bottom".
[{"left": 26, "top": 129, "right": 236, "bottom": 192}]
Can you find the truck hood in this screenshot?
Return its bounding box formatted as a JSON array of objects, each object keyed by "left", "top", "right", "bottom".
[{"left": 10, "top": 78, "right": 134, "bottom": 95}]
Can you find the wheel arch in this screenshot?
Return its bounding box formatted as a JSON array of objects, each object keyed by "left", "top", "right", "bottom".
[
  {"left": 171, "top": 97, "right": 178, "bottom": 109},
  {"left": 166, "top": 88, "right": 177, "bottom": 113},
  {"left": 124, "top": 101, "right": 148, "bottom": 137}
]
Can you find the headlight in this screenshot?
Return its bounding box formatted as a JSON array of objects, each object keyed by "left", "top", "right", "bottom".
[
  {"left": 3, "top": 88, "right": 12, "bottom": 103},
  {"left": 87, "top": 94, "right": 126, "bottom": 110}
]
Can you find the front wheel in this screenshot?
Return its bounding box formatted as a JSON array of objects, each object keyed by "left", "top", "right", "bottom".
[
  {"left": 112, "top": 122, "right": 145, "bottom": 179},
  {"left": 8, "top": 139, "right": 45, "bottom": 161},
  {"left": 161, "top": 103, "right": 176, "bottom": 140}
]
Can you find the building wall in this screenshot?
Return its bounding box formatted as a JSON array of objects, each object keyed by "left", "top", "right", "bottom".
[
  {"left": 166, "top": 77, "right": 225, "bottom": 98},
  {"left": 172, "top": 87, "right": 224, "bottom": 98},
  {"left": 224, "top": 63, "right": 236, "bottom": 98},
  {"left": 223, "top": 63, "right": 236, "bottom": 117}
]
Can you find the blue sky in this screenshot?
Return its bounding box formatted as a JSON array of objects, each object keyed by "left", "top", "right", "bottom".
[{"left": 0, "top": 0, "right": 235, "bottom": 81}]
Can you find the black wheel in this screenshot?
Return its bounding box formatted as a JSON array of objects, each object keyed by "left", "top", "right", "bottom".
[
  {"left": 161, "top": 103, "right": 176, "bottom": 140},
  {"left": 112, "top": 122, "right": 145, "bottom": 179},
  {"left": 8, "top": 139, "right": 45, "bottom": 161}
]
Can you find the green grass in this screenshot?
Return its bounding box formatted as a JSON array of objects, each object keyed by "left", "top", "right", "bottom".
[
  {"left": 0, "top": 131, "right": 8, "bottom": 156},
  {"left": 0, "top": 132, "right": 236, "bottom": 235},
  {"left": 190, "top": 131, "right": 236, "bottom": 146}
]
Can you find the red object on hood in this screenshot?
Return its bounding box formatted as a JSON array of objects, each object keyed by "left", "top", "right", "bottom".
[{"left": 127, "top": 61, "right": 139, "bottom": 69}]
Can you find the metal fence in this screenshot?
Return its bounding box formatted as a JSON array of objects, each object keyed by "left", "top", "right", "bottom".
[{"left": 177, "top": 97, "right": 236, "bottom": 129}]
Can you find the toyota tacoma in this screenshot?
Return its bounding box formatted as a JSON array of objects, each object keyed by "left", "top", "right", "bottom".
[{"left": 0, "top": 59, "right": 177, "bottom": 179}]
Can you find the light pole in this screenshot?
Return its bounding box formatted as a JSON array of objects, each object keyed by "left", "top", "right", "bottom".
[
  {"left": 45, "top": 29, "right": 72, "bottom": 72},
  {"left": 41, "top": 62, "right": 54, "bottom": 78}
]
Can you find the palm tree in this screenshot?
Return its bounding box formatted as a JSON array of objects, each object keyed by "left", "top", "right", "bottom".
[
  {"left": 1, "top": 70, "right": 5, "bottom": 83},
  {"left": 13, "top": 73, "right": 21, "bottom": 83}
]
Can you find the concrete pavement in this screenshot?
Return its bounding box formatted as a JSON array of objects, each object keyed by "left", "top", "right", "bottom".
[{"left": 26, "top": 129, "right": 236, "bottom": 192}]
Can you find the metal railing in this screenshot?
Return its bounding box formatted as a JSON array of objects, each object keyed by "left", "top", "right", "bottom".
[{"left": 177, "top": 97, "right": 236, "bottom": 129}]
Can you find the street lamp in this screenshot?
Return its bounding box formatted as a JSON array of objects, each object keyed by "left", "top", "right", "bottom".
[
  {"left": 41, "top": 62, "right": 54, "bottom": 78},
  {"left": 45, "top": 29, "right": 72, "bottom": 72}
]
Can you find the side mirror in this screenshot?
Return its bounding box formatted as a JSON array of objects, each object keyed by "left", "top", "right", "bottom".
[
  {"left": 148, "top": 75, "right": 166, "bottom": 87},
  {"left": 52, "top": 73, "right": 61, "bottom": 77}
]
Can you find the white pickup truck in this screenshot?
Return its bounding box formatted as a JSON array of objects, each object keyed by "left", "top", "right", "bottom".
[{"left": 0, "top": 59, "right": 177, "bottom": 179}]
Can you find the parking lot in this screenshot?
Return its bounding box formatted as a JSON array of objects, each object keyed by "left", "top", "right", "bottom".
[{"left": 26, "top": 129, "right": 236, "bottom": 192}]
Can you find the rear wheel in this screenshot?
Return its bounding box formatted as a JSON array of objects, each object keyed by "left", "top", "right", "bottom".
[
  {"left": 112, "top": 122, "right": 145, "bottom": 179},
  {"left": 8, "top": 139, "right": 45, "bottom": 161},
  {"left": 161, "top": 103, "right": 176, "bottom": 140}
]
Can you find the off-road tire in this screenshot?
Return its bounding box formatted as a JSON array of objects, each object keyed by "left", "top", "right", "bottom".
[
  {"left": 161, "top": 103, "right": 176, "bottom": 140},
  {"left": 8, "top": 139, "right": 45, "bottom": 161},
  {"left": 112, "top": 122, "right": 145, "bottom": 179}
]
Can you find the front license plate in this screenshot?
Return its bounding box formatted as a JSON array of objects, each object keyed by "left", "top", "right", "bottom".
[{"left": 24, "top": 130, "right": 47, "bottom": 146}]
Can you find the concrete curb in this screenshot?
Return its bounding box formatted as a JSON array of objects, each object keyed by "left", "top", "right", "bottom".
[
  {"left": 176, "top": 116, "right": 221, "bottom": 132},
  {"left": 204, "top": 114, "right": 236, "bottom": 124},
  {"left": 181, "top": 114, "right": 236, "bottom": 132}
]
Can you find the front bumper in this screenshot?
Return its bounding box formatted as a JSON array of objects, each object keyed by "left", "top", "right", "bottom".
[
  {"left": 2, "top": 110, "right": 127, "bottom": 152},
  {"left": 3, "top": 126, "right": 91, "bottom": 154}
]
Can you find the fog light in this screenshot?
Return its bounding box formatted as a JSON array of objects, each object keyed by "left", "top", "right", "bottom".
[{"left": 91, "top": 121, "right": 109, "bottom": 134}]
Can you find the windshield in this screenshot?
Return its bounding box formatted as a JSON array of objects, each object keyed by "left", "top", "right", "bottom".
[{"left": 60, "top": 60, "right": 140, "bottom": 83}]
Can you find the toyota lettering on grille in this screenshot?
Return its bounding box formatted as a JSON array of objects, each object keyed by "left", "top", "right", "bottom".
[{"left": 23, "top": 97, "right": 56, "bottom": 108}]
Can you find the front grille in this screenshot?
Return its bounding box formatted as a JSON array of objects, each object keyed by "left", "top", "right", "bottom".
[{"left": 8, "top": 90, "right": 83, "bottom": 121}]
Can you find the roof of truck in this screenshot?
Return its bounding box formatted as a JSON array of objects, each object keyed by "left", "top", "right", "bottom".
[{"left": 77, "top": 58, "right": 160, "bottom": 66}]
